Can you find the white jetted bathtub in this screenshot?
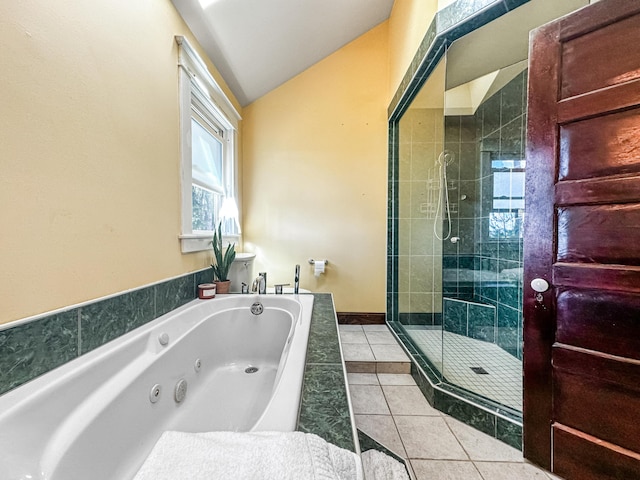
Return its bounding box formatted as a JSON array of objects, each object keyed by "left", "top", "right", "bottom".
[{"left": 0, "top": 294, "right": 314, "bottom": 480}]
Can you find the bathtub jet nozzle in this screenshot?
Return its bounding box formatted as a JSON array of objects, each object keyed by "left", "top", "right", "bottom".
[{"left": 174, "top": 379, "right": 188, "bottom": 403}]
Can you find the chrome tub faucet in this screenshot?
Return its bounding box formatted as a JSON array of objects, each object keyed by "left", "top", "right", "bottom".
[{"left": 252, "top": 272, "right": 267, "bottom": 294}]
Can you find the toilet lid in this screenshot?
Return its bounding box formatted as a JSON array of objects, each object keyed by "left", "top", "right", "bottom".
[{"left": 232, "top": 253, "right": 255, "bottom": 262}]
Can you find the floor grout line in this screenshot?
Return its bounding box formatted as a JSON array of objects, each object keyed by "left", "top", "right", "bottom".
[{"left": 343, "top": 324, "right": 558, "bottom": 480}]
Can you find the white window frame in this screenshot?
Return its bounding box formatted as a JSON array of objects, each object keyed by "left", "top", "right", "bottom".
[{"left": 176, "top": 36, "right": 241, "bottom": 253}]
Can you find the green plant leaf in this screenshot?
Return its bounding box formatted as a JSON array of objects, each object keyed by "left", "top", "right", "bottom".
[{"left": 210, "top": 222, "right": 236, "bottom": 281}]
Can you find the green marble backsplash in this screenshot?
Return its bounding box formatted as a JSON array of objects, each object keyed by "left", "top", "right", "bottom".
[{"left": 0, "top": 268, "right": 212, "bottom": 396}]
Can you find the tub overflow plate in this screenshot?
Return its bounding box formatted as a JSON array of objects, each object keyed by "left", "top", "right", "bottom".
[{"left": 250, "top": 302, "right": 264, "bottom": 315}]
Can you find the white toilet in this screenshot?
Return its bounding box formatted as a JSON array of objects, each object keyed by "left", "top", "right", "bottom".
[{"left": 228, "top": 253, "right": 256, "bottom": 293}]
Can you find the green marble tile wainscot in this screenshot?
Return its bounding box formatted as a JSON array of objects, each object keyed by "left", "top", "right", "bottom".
[
  {"left": 504, "top": 0, "right": 530, "bottom": 10},
  {"left": 298, "top": 363, "right": 355, "bottom": 452},
  {"left": 0, "top": 268, "right": 210, "bottom": 397},
  {"left": 496, "top": 416, "right": 523, "bottom": 450},
  {"left": 411, "top": 362, "right": 436, "bottom": 405},
  {"left": 434, "top": 388, "right": 496, "bottom": 437},
  {"left": 467, "top": 302, "right": 497, "bottom": 343},
  {"left": 154, "top": 274, "right": 196, "bottom": 317},
  {"left": 0, "top": 310, "right": 79, "bottom": 395},
  {"left": 195, "top": 267, "right": 214, "bottom": 287},
  {"left": 443, "top": 298, "right": 468, "bottom": 336},
  {"left": 496, "top": 305, "right": 520, "bottom": 358},
  {"left": 305, "top": 293, "right": 342, "bottom": 365},
  {"left": 436, "top": 0, "right": 501, "bottom": 32},
  {"left": 406, "top": 344, "right": 524, "bottom": 449},
  {"left": 297, "top": 293, "right": 356, "bottom": 452},
  {"left": 80, "top": 287, "right": 155, "bottom": 354}
]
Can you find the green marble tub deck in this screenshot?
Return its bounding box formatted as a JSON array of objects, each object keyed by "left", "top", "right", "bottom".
[{"left": 297, "top": 293, "right": 358, "bottom": 453}]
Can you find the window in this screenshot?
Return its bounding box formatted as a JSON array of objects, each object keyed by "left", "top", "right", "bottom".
[
  {"left": 176, "top": 36, "right": 241, "bottom": 253},
  {"left": 191, "top": 113, "right": 223, "bottom": 232},
  {"left": 489, "top": 158, "right": 525, "bottom": 239}
]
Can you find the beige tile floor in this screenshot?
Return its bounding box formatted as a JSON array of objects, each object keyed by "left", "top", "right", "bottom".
[
  {"left": 340, "top": 325, "right": 560, "bottom": 480},
  {"left": 340, "top": 324, "right": 412, "bottom": 374}
]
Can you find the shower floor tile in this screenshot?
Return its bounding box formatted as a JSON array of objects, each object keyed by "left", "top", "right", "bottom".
[{"left": 404, "top": 326, "right": 522, "bottom": 411}]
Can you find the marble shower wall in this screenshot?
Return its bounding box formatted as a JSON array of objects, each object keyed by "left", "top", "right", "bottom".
[{"left": 442, "top": 70, "right": 527, "bottom": 359}]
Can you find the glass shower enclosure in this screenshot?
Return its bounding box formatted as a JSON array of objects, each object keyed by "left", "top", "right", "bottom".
[
  {"left": 386, "top": 0, "right": 591, "bottom": 445},
  {"left": 389, "top": 21, "right": 534, "bottom": 423},
  {"left": 395, "top": 55, "right": 527, "bottom": 414}
]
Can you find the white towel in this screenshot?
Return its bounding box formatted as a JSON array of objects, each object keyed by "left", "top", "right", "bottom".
[
  {"left": 134, "top": 431, "right": 363, "bottom": 480},
  {"left": 361, "top": 450, "right": 410, "bottom": 480}
]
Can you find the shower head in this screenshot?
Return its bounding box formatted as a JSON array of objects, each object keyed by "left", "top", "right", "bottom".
[{"left": 437, "top": 150, "right": 456, "bottom": 166}]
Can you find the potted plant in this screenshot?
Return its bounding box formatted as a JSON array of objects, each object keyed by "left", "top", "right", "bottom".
[{"left": 210, "top": 223, "right": 236, "bottom": 294}]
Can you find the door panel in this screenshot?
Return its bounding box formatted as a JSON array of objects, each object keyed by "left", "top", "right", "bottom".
[
  {"left": 552, "top": 263, "right": 640, "bottom": 293},
  {"left": 554, "top": 351, "right": 640, "bottom": 451},
  {"left": 524, "top": 0, "right": 640, "bottom": 476},
  {"left": 553, "top": 426, "right": 640, "bottom": 480},
  {"left": 559, "top": 107, "right": 640, "bottom": 181},
  {"left": 561, "top": 14, "right": 640, "bottom": 98},
  {"left": 555, "top": 175, "right": 640, "bottom": 205},
  {"left": 557, "top": 204, "right": 640, "bottom": 265},
  {"left": 558, "top": 80, "right": 640, "bottom": 124},
  {"left": 556, "top": 288, "right": 640, "bottom": 359}
]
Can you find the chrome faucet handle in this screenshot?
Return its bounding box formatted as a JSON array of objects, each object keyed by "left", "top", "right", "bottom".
[
  {"left": 257, "top": 272, "right": 267, "bottom": 294},
  {"left": 251, "top": 275, "right": 261, "bottom": 293},
  {"left": 294, "top": 264, "right": 300, "bottom": 294},
  {"left": 274, "top": 283, "right": 290, "bottom": 295}
]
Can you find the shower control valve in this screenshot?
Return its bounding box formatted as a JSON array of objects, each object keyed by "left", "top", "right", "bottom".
[{"left": 450, "top": 237, "right": 460, "bottom": 244}]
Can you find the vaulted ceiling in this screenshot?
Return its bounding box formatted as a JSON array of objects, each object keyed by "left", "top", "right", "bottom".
[{"left": 171, "top": 0, "right": 395, "bottom": 107}]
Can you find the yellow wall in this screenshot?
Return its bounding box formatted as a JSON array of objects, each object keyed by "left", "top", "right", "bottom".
[
  {"left": 388, "top": 0, "right": 439, "bottom": 102},
  {"left": 0, "top": 0, "right": 241, "bottom": 324},
  {"left": 1, "top": 0, "right": 440, "bottom": 322},
  {"left": 242, "top": 22, "right": 389, "bottom": 312}
]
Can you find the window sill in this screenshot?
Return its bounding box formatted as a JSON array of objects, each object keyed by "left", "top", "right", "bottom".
[{"left": 179, "top": 233, "right": 240, "bottom": 253}]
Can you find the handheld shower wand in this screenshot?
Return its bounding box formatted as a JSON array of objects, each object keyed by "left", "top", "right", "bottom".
[{"left": 434, "top": 150, "right": 454, "bottom": 241}]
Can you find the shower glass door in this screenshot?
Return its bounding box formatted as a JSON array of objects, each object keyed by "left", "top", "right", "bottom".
[
  {"left": 396, "top": 59, "right": 446, "bottom": 383},
  {"left": 440, "top": 61, "right": 527, "bottom": 413},
  {"left": 395, "top": 46, "right": 529, "bottom": 415}
]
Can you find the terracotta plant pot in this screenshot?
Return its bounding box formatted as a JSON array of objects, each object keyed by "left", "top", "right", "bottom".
[{"left": 214, "top": 280, "right": 231, "bottom": 294}]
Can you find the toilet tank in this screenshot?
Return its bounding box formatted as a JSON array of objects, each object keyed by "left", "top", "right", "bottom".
[{"left": 228, "top": 253, "right": 256, "bottom": 293}]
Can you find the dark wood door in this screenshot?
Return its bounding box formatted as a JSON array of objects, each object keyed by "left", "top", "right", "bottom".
[{"left": 523, "top": 0, "right": 640, "bottom": 478}]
